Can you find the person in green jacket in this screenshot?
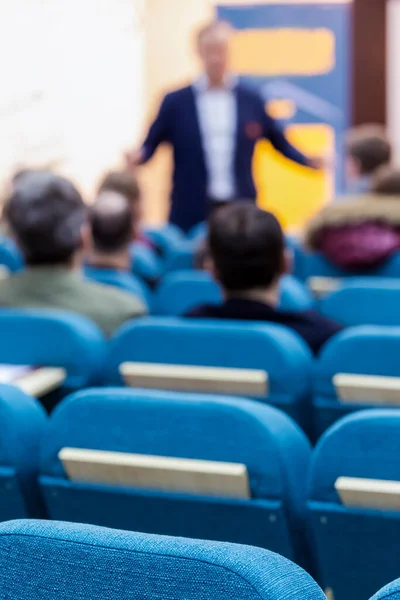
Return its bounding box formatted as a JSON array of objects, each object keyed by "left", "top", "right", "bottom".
[{"left": 0, "top": 170, "right": 146, "bottom": 336}]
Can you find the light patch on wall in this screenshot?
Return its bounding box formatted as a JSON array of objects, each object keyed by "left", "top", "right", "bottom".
[
  {"left": 266, "top": 99, "right": 297, "bottom": 120},
  {"left": 230, "top": 28, "right": 335, "bottom": 76}
]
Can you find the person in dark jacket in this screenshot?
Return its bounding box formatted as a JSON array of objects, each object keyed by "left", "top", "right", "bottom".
[
  {"left": 126, "top": 21, "right": 322, "bottom": 232},
  {"left": 305, "top": 166, "right": 400, "bottom": 271},
  {"left": 185, "top": 202, "right": 342, "bottom": 354}
]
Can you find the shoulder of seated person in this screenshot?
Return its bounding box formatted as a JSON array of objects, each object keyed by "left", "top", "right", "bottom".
[{"left": 84, "top": 280, "right": 147, "bottom": 309}]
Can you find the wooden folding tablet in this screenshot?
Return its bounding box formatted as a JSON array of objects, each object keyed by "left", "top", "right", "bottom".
[
  {"left": 59, "top": 447, "right": 251, "bottom": 500},
  {"left": 334, "top": 373, "right": 400, "bottom": 405},
  {"left": 120, "top": 362, "right": 268, "bottom": 397},
  {"left": 336, "top": 476, "right": 400, "bottom": 511}
]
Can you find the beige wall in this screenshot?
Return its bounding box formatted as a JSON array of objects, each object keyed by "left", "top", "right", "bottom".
[{"left": 139, "top": 0, "right": 214, "bottom": 225}]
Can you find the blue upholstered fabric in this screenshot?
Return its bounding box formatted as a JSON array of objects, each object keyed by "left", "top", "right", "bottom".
[
  {"left": 320, "top": 279, "right": 400, "bottom": 326},
  {"left": 313, "top": 326, "right": 400, "bottom": 434},
  {"left": 130, "top": 242, "right": 162, "bottom": 282},
  {"left": 292, "top": 244, "right": 400, "bottom": 282},
  {"left": 107, "top": 317, "right": 313, "bottom": 427},
  {"left": 84, "top": 266, "right": 152, "bottom": 308},
  {"left": 0, "top": 236, "right": 23, "bottom": 272},
  {"left": 40, "top": 388, "right": 312, "bottom": 565},
  {"left": 164, "top": 243, "right": 196, "bottom": 273},
  {"left": 0, "top": 309, "right": 107, "bottom": 389},
  {"left": 308, "top": 410, "right": 400, "bottom": 600},
  {"left": 0, "top": 384, "right": 46, "bottom": 519},
  {"left": 188, "top": 221, "right": 207, "bottom": 241},
  {"left": 0, "top": 519, "right": 325, "bottom": 600},
  {"left": 155, "top": 271, "right": 222, "bottom": 315},
  {"left": 372, "top": 579, "right": 400, "bottom": 600},
  {"left": 155, "top": 272, "right": 313, "bottom": 316},
  {"left": 279, "top": 275, "right": 314, "bottom": 311},
  {"left": 145, "top": 225, "right": 186, "bottom": 259}
]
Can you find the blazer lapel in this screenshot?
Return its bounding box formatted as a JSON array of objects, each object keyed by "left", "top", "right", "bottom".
[
  {"left": 187, "top": 86, "right": 207, "bottom": 172},
  {"left": 234, "top": 84, "right": 246, "bottom": 168}
]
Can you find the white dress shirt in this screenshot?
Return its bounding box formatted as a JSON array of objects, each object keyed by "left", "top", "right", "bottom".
[{"left": 193, "top": 75, "right": 237, "bottom": 201}]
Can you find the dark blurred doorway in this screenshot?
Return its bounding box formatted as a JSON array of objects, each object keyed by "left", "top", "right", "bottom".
[{"left": 352, "top": 0, "right": 387, "bottom": 125}]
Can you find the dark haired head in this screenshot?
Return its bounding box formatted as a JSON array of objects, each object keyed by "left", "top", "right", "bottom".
[
  {"left": 90, "top": 192, "right": 134, "bottom": 253},
  {"left": 371, "top": 166, "right": 400, "bottom": 196},
  {"left": 208, "top": 202, "right": 285, "bottom": 292},
  {"left": 346, "top": 125, "right": 391, "bottom": 176},
  {"left": 98, "top": 171, "right": 140, "bottom": 207},
  {"left": 4, "top": 171, "right": 86, "bottom": 266}
]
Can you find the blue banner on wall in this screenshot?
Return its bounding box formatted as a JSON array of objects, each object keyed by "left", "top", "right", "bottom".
[{"left": 217, "top": 2, "right": 352, "bottom": 193}]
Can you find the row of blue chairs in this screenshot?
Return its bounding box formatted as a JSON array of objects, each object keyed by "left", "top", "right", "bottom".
[
  {"left": 89, "top": 267, "right": 400, "bottom": 327},
  {"left": 3, "top": 383, "right": 400, "bottom": 600},
  {"left": 5, "top": 219, "right": 400, "bottom": 284},
  {"left": 85, "top": 269, "right": 315, "bottom": 316},
  {"left": 2, "top": 310, "right": 400, "bottom": 435}
]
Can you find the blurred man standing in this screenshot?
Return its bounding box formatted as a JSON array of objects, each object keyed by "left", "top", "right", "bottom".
[{"left": 127, "top": 21, "right": 323, "bottom": 232}]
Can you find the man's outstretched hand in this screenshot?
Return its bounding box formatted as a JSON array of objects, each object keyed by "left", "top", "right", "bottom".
[
  {"left": 307, "top": 155, "right": 331, "bottom": 170},
  {"left": 125, "top": 148, "right": 144, "bottom": 171}
]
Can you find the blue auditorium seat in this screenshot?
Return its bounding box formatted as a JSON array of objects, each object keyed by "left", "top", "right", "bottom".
[
  {"left": 155, "top": 271, "right": 313, "bottom": 316},
  {"left": 309, "top": 410, "right": 400, "bottom": 600},
  {"left": 313, "top": 326, "right": 400, "bottom": 435},
  {"left": 145, "top": 224, "right": 185, "bottom": 259},
  {"left": 320, "top": 279, "right": 400, "bottom": 326},
  {"left": 292, "top": 242, "right": 400, "bottom": 282},
  {"left": 84, "top": 265, "right": 152, "bottom": 309},
  {"left": 280, "top": 275, "right": 314, "bottom": 311},
  {"left": 188, "top": 220, "right": 207, "bottom": 241},
  {"left": 0, "top": 384, "right": 46, "bottom": 519},
  {"left": 372, "top": 579, "right": 400, "bottom": 600},
  {"left": 155, "top": 271, "right": 221, "bottom": 315},
  {"left": 40, "top": 388, "right": 312, "bottom": 567},
  {"left": 0, "top": 236, "right": 23, "bottom": 272},
  {"left": 0, "top": 310, "right": 107, "bottom": 404},
  {"left": 107, "top": 318, "right": 313, "bottom": 429},
  {"left": 130, "top": 241, "right": 162, "bottom": 284},
  {"left": 0, "top": 519, "right": 325, "bottom": 600},
  {"left": 163, "top": 242, "right": 196, "bottom": 273}
]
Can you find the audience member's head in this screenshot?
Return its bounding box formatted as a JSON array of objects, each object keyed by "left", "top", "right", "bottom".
[
  {"left": 346, "top": 125, "right": 391, "bottom": 192},
  {"left": 196, "top": 21, "right": 233, "bottom": 86},
  {"left": 98, "top": 171, "right": 142, "bottom": 238},
  {"left": 371, "top": 165, "right": 400, "bottom": 196},
  {"left": 207, "top": 202, "right": 288, "bottom": 303},
  {"left": 89, "top": 192, "right": 134, "bottom": 269},
  {"left": 4, "top": 171, "right": 87, "bottom": 267}
]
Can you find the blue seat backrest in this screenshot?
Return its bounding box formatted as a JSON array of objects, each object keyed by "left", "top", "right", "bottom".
[
  {"left": 309, "top": 411, "right": 400, "bottom": 600},
  {"left": 371, "top": 579, "right": 400, "bottom": 600},
  {"left": 130, "top": 242, "right": 162, "bottom": 282},
  {"left": 155, "top": 271, "right": 222, "bottom": 315},
  {"left": 40, "top": 388, "right": 312, "bottom": 565},
  {"left": 188, "top": 220, "right": 207, "bottom": 241},
  {"left": 84, "top": 265, "right": 152, "bottom": 309},
  {"left": 0, "top": 237, "right": 23, "bottom": 272},
  {"left": 164, "top": 242, "right": 195, "bottom": 273},
  {"left": 280, "top": 275, "right": 314, "bottom": 311},
  {"left": 145, "top": 225, "right": 185, "bottom": 259},
  {"left": 0, "top": 519, "right": 325, "bottom": 600},
  {"left": 320, "top": 279, "right": 400, "bottom": 326},
  {"left": 156, "top": 272, "right": 313, "bottom": 316},
  {"left": 107, "top": 317, "right": 313, "bottom": 428},
  {"left": 313, "top": 326, "right": 400, "bottom": 433},
  {"left": 292, "top": 243, "right": 400, "bottom": 282},
  {"left": 0, "top": 309, "right": 107, "bottom": 389},
  {"left": 0, "top": 384, "right": 46, "bottom": 519}
]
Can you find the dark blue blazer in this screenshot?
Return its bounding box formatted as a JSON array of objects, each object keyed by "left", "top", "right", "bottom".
[{"left": 142, "top": 83, "right": 308, "bottom": 232}]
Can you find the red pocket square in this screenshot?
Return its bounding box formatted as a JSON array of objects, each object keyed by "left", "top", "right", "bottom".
[{"left": 245, "top": 122, "right": 262, "bottom": 140}]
